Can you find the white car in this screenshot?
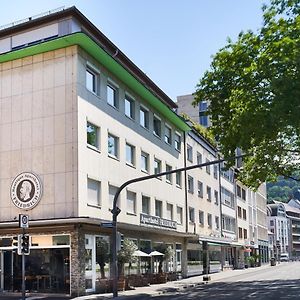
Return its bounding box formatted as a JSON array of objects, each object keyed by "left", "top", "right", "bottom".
[{"left": 280, "top": 253, "right": 289, "bottom": 262}]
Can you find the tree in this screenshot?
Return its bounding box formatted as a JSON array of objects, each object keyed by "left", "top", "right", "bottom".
[
  {"left": 194, "top": 0, "right": 300, "bottom": 188},
  {"left": 117, "top": 239, "right": 138, "bottom": 276},
  {"left": 96, "top": 238, "right": 110, "bottom": 279}
]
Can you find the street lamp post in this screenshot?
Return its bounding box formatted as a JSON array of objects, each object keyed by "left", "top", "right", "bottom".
[{"left": 111, "top": 154, "right": 246, "bottom": 297}]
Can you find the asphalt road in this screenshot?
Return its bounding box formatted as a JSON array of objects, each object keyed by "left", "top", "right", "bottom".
[{"left": 116, "top": 261, "right": 300, "bottom": 300}]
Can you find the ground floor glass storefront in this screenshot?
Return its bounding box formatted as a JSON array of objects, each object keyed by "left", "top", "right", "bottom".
[{"left": 0, "top": 234, "right": 70, "bottom": 293}]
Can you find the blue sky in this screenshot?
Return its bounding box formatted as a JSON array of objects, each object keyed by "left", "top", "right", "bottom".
[{"left": 1, "top": 0, "right": 265, "bottom": 101}]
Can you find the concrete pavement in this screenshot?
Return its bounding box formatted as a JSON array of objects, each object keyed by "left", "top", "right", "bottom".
[{"left": 71, "top": 263, "right": 275, "bottom": 299}]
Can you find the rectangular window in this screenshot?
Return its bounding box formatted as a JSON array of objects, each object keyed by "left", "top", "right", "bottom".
[
  {"left": 166, "top": 164, "right": 172, "bottom": 184},
  {"left": 166, "top": 203, "right": 173, "bottom": 220},
  {"left": 153, "top": 115, "right": 161, "bottom": 137},
  {"left": 165, "top": 125, "right": 172, "bottom": 145},
  {"left": 198, "top": 181, "right": 203, "bottom": 198},
  {"left": 177, "top": 206, "right": 183, "bottom": 224},
  {"left": 243, "top": 209, "right": 247, "bottom": 220},
  {"left": 197, "top": 152, "right": 202, "bottom": 166},
  {"left": 270, "top": 220, "right": 274, "bottom": 226},
  {"left": 207, "top": 186, "right": 212, "bottom": 201},
  {"left": 238, "top": 206, "right": 242, "bottom": 218},
  {"left": 213, "top": 165, "right": 218, "bottom": 179},
  {"left": 243, "top": 229, "right": 248, "bottom": 239},
  {"left": 239, "top": 227, "right": 243, "bottom": 239},
  {"left": 187, "top": 144, "right": 193, "bottom": 162},
  {"left": 237, "top": 185, "right": 241, "bottom": 197},
  {"left": 107, "top": 82, "right": 118, "bottom": 108},
  {"left": 207, "top": 213, "right": 212, "bottom": 227},
  {"left": 215, "top": 216, "right": 220, "bottom": 229},
  {"left": 174, "top": 133, "right": 181, "bottom": 151},
  {"left": 126, "top": 143, "right": 135, "bottom": 166},
  {"left": 242, "top": 188, "right": 246, "bottom": 200},
  {"left": 141, "top": 151, "right": 149, "bottom": 173},
  {"left": 141, "top": 152, "right": 149, "bottom": 173},
  {"left": 142, "top": 195, "right": 150, "bottom": 215},
  {"left": 87, "top": 122, "right": 99, "bottom": 149},
  {"left": 125, "top": 95, "right": 135, "bottom": 119},
  {"left": 140, "top": 106, "right": 149, "bottom": 129},
  {"left": 221, "top": 187, "right": 235, "bottom": 208},
  {"left": 155, "top": 199, "right": 162, "bottom": 217},
  {"left": 199, "top": 210, "right": 204, "bottom": 225},
  {"left": 86, "top": 68, "right": 98, "bottom": 94},
  {"left": 109, "top": 184, "right": 119, "bottom": 208},
  {"left": 154, "top": 158, "right": 162, "bottom": 176},
  {"left": 176, "top": 171, "right": 182, "bottom": 187},
  {"left": 127, "top": 190, "right": 136, "bottom": 214},
  {"left": 189, "top": 207, "right": 195, "bottom": 223},
  {"left": 87, "top": 178, "right": 101, "bottom": 206},
  {"left": 108, "top": 133, "right": 119, "bottom": 158},
  {"left": 214, "top": 190, "right": 219, "bottom": 205},
  {"left": 206, "top": 159, "right": 211, "bottom": 174},
  {"left": 188, "top": 176, "right": 194, "bottom": 194}
]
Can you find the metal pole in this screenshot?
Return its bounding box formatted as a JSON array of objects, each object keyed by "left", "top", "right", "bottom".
[
  {"left": 111, "top": 154, "right": 247, "bottom": 297},
  {"left": 22, "top": 228, "right": 25, "bottom": 300}
]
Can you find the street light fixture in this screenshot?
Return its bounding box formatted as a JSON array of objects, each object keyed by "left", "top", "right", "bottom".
[{"left": 111, "top": 154, "right": 246, "bottom": 297}]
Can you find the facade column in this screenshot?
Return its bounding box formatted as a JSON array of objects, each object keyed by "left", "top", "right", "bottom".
[
  {"left": 202, "top": 241, "right": 210, "bottom": 275},
  {"left": 181, "top": 238, "right": 188, "bottom": 278},
  {"left": 70, "top": 225, "right": 86, "bottom": 297}
]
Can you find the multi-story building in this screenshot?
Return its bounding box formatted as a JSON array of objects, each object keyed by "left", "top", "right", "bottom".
[
  {"left": 285, "top": 200, "right": 300, "bottom": 258},
  {"left": 184, "top": 126, "right": 228, "bottom": 276},
  {"left": 177, "top": 93, "right": 269, "bottom": 267},
  {"left": 177, "top": 94, "right": 211, "bottom": 128},
  {"left": 0, "top": 7, "right": 194, "bottom": 296},
  {"left": 267, "top": 202, "right": 290, "bottom": 259}
]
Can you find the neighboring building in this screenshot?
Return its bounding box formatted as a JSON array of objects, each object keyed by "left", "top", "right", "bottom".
[
  {"left": 177, "top": 94, "right": 211, "bottom": 128},
  {"left": 184, "top": 127, "right": 228, "bottom": 276},
  {"left": 177, "top": 93, "right": 269, "bottom": 267},
  {"left": 284, "top": 200, "right": 300, "bottom": 258},
  {"left": 267, "top": 202, "right": 290, "bottom": 259},
  {"left": 0, "top": 7, "right": 192, "bottom": 296}
]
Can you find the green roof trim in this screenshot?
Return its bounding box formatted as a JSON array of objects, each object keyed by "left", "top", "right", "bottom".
[{"left": 0, "top": 32, "right": 190, "bottom": 131}]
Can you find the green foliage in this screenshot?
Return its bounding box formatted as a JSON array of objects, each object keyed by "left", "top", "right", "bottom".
[
  {"left": 194, "top": 0, "right": 300, "bottom": 188},
  {"left": 117, "top": 239, "right": 138, "bottom": 275},
  {"left": 181, "top": 113, "right": 217, "bottom": 147},
  {"left": 267, "top": 176, "right": 300, "bottom": 202}
]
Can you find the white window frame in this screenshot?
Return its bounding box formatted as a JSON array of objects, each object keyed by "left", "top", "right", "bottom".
[
  {"left": 125, "top": 93, "right": 135, "bottom": 119},
  {"left": 87, "top": 177, "right": 101, "bottom": 207},
  {"left": 107, "top": 79, "right": 119, "bottom": 108},
  {"left": 164, "top": 124, "right": 172, "bottom": 145},
  {"left": 87, "top": 121, "right": 100, "bottom": 150},
  {"left": 126, "top": 142, "right": 135, "bottom": 167},
  {"left": 153, "top": 115, "right": 162, "bottom": 138},
  {"left": 108, "top": 133, "right": 119, "bottom": 159},
  {"left": 140, "top": 105, "right": 149, "bottom": 129}
]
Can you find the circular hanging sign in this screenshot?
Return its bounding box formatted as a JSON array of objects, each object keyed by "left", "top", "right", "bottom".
[{"left": 11, "top": 172, "right": 43, "bottom": 210}]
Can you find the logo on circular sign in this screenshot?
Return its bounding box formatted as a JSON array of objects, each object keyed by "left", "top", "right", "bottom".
[{"left": 11, "top": 172, "right": 43, "bottom": 210}]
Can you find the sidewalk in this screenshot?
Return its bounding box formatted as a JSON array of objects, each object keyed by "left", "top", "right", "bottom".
[{"left": 72, "top": 263, "right": 274, "bottom": 299}]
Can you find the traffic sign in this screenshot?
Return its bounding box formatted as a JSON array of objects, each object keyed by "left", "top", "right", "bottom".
[
  {"left": 19, "top": 214, "right": 29, "bottom": 229},
  {"left": 100, "top": 222, "right": 113, "bottom": 228}
]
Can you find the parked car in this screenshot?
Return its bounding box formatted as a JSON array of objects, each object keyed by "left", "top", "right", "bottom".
[{"left": 280, "top": 253, "right": 289, "bottom": 262}]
